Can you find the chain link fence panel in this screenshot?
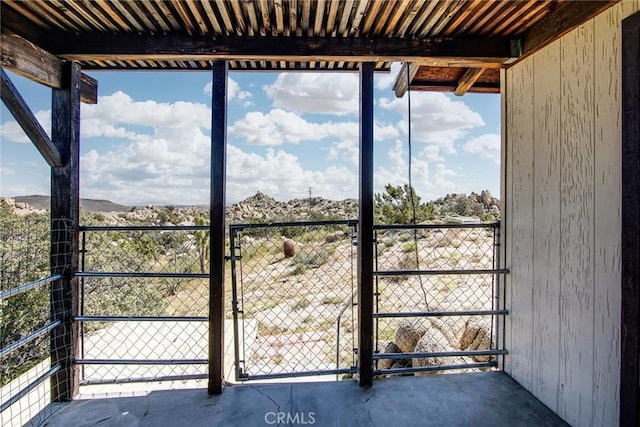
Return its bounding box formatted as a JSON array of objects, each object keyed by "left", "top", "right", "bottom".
[
  {"left": 77, "top": 226, "right": 210, "bottom": 384},
  {"left": 230, "top": 221, "right": 358, "bottom": 380},
  {"left": 1, "top": 216, "right": 72, "bottom": 427},
  {"left": 373, "top": 223, "right": 506, "bottom": 376}
]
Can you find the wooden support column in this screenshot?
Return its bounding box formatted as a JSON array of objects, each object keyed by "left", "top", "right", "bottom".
[
  {"left": 621, "top": 11, "right": 640, "bottom": 427},
  {"left": 209, "top": 61, "right": 228, "bottom": 395},
  {"left": 358, "top": 62, "right": 374, "bottom": 387},
  {"left": 50, "top": 61, "right": 81, "bottom": 402}
]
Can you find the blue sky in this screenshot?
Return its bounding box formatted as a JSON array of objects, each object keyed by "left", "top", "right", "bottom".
[{"left": 0, "top": 63, "right": 500, "bottom": 205}]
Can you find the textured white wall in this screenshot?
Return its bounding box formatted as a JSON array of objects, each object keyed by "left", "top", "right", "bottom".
[{"left": 502, "top": 2, "right": 639, "bottom": 425}]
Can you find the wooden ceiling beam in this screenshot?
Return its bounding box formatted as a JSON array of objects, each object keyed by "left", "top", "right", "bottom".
[
  {"left": 454, "top": 67, "right": 485, "bottom": 96},
  {"left": 520, "top": 0, "right": 619, "bottom": 59},
  {"left": 410, "top": 81, "right": 499, "bottom": 94},
  {"left": 38, "top": 33, "right": 517, "bottom": 68},
  {"left": 393, "top": 62, "right": 420, "bottom": 98},
  {"left": 0, "top": 32, "right": 98, "bottom": 104}
]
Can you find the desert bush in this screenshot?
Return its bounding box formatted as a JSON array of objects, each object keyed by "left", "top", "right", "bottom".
[
  {"left": 0, "top": 208, "right": 50, "bottom": 385},
  {"left": 291, "top": 245, "right": 336, "bottom": 275},
  {"left": 375, "top": 184, "right": 435, "bottom": 224}
]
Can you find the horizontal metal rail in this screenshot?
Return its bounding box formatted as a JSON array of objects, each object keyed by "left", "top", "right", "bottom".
[
  {"left": 76, "top": 359, "right": 208, "bottom": 365},
  {"left": 374, "top": 361, "right": 497, "bottom": 376},
  {"left": 374, "top": 268, "right": 510, "bottom": 276},
  {"left": 230, "top": 219, "right": 358, "bottom": 230},
  {"left": 0, "top": 363, "right": 61, "bottom": 413},
  {"left": 373, "top": 309, "right": 509, "bottom": 318},
  {"left": 0, "top": 274, "right": 61, "bottom": 300},
  {"left": 374, "top": 222, "right": 498, "bottom": 231},
  {"left": 80, "top": 373, "right": 208, "bottom": 385},
  {"left": 75, "top": 271, "right": 209, "bottom": 279},
  {"left": 373, "top": 349, "right": 508, "bottom": 360},
  {"left": 0, "top": 320, "right": 61, "bottom": 358},
  {"left": 244, "top": 368, "right": 356, "bottom": 381},
  {"left": 75, "top": 315, "right": 208, "bottom": 322},
  {"left": 79, "top": 225, "right": 209, "bottom": 232}
]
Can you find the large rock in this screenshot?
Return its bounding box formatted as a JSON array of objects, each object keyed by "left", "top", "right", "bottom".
[
  {"left": 460, "top": 319, "right": 492, "bottom": 362},
  {"left": 283, "top": 239, "right": 297, "bottom": 258},
  {"left": 377, "top": 341, "right": 403, "bottom": 370},
  {"left": 412, "top": 327, "right": 451, "bottom": 374},
  {"left": 395, "top": 319, "right": 428, "bottom": 353}
]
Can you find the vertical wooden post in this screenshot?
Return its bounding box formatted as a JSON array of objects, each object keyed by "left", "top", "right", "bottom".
[
  {"left": 50, "top": 61, "right": 81, "bottom": 401},
  {"left": 621, "top": 12, "right": 640, "bottom": 427},
  {"left": 358, "top": 62, "right": 374, "bottom": 387},
  {"left": 209, "top": 61, "right": 228, "bottom": 395}
]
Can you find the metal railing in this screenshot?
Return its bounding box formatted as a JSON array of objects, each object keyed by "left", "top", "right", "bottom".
[
  {"left": 1, "top": 218, "right": 73, "bottom": 425},
  {"left": 372, "top": 222, "right": 508, "bottom": 376},
  {"left": 229, "top": 220, "right": 358, "bottom": 380},
  {"left": 76, "top": 225, "right": 211, "bottom": 385}
]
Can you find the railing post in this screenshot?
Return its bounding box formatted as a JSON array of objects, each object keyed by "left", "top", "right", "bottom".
[
  {"left": 50, "top": 61, "right": 81, "bottom": 401},
  {"left": 357, "top": 62, "right": 375, "bottom": 386},
  {"left": 209, "top": 60, "right": 228, "bottom": 394}
]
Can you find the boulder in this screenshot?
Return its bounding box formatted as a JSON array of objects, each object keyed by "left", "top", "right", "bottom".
[
  {"left": 283, "top": 239, "right": 297, "bottom": 258},
  {"left": 377, "top": 342, "right": 402, "bottom": 370},
  {"left": 395, "top": 319, "right": 428, "bottom": 353},
  {"left": 325, "top": 232, "right": 341, "bottom": 243},
  {"left": 412, "top": 327, "right": 451, "bottom": 374},
  {"left": 460, "top": 320, "right": 492, "bottom": 362}
]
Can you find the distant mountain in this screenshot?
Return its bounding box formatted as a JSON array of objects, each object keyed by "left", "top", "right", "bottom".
[{"left": 11, "top": 195, "right": 132, "bottom": 212}]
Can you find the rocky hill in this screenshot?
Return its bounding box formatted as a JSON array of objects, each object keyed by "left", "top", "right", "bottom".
[
  {"left": 226, "top": 192, "right": 358, "bottom": 223},
  {"left": 2, "top": 190, "right": 500, "bottom": 224},
  {"left": 11, "top": 195, "right": 132, "bottom": 212},
  {"left": 431, "top": 190, "right": 501, "bottom": 221}
]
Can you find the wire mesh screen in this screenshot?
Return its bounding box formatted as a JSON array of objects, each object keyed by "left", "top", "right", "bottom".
[
  {"left": 1, "top": 216, "right": 72, "bottom": 427},
  {"left": 77, "top": 226, "right": 210, "bottom": 385},
  {"left": 373, "top": 223, "right": 506, "bottom": 375},
  {"left": 230, "top": 221, "right": 358, "bottom": 380}
]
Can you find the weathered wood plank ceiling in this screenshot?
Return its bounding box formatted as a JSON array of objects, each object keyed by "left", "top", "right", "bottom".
[{"left": 0, "top": 1, "right": 618, "bottom": 94}]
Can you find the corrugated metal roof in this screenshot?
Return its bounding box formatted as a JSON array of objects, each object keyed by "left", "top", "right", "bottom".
[{"left": 2, "top": 0, "right": 568, "bottom": 72}]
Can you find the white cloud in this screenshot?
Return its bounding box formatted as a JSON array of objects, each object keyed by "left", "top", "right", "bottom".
[
  {"left": 0, "top": 110, "right": 51, "bottom": 143},
  {"left": 264, "top": 73, "right": 359, "bottom": 115},
  {"left": 72, "top": 90, "right": 361, "bottom": 204},
  {"left": 230, "top": 108, "right": 399, "bottom": 147},
  {"left": 1, "top": 91, "right": 212, "bottom": 144},
  {"left": 82, "top": 91, "right": 211, "bottom": 130},
  {"left": 80, "top": 124, "right": 212, "bottom": 204},
  {"left": 0, "top": 166, "right": 15, "bottom": 176},
  {"left": 327, "top": 139, "right": 358, "bottom": 166},
  {"left": 203, "top": 77, "right": 252, "bottom": 102},
  {"left": 374, "top": 140, "right": 457, "bottom": 201},
  {"left": 327, "top": 122, "right": 399, "bottom": 166},
  {"left": 379, "top": 92, "right": 484, "bottom": 155},
  {"left": 229, "top": 109, "right": 326, "bottom": 145},
  {"left": 463, "top": 133, "right": 501, "bottom": 164},
  {"left": 227, "top": 146, "right": 357, "bottom": 202},
  {"left": 375, "top": 62, "right": 402, "bottom": 90},
  {"left": 83, "top": 140, "right": 360, "bottom": 204}
]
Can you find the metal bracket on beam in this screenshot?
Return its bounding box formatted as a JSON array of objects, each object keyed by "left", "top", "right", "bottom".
[{"left": 510, "top": 39, "right": 523, "bottom": 57}]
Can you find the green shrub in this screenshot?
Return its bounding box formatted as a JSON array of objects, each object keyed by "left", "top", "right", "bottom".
[
  {"left": 291, "top": 245, "right": 336, "bottom": 275},
  {"left": 375, "top": 184, "right": 435, "bottom": 224},
  {"left": 401, "top": 241, "right": 417, "bottom": 253},
  {"left": 1, "top": 210, "right": 50, "bottom": 385}
]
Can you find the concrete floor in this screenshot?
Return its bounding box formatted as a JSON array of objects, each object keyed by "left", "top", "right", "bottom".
[{"left": 36, "top": 372, "right": 567, "bottom": 427}]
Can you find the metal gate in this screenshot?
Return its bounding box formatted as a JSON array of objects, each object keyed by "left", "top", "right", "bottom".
[
  {"left": 229, "top": 220, "right": 358, "bottom": 381},
  {"left": 372, "top": 222, "right": 509, "bottom": 375}
]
